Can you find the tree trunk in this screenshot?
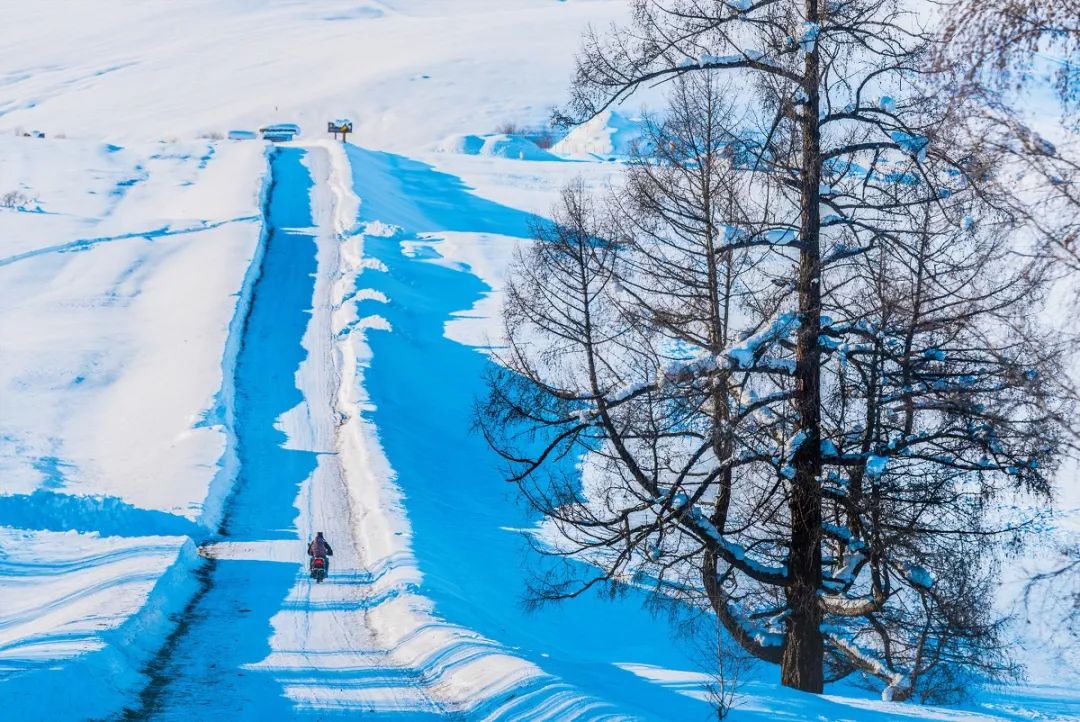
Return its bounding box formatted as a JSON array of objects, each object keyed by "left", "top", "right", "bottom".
[{"left": 781, "top": 0, "right": 825, "bottom": 694}]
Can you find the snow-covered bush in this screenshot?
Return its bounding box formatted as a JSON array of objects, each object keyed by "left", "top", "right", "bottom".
[{"left": 1, "top": 190, "right": 32, "bottom": 209}]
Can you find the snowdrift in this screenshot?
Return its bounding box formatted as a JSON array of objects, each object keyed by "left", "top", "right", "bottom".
[
  {"left": 437, "top": 133, "right": 560, "bottom": 161},
  {"left": 0, "top": 530, "right": 201, "bottom": 721},
  {"left": 552, "top": 109, "right": 649, "bottom": 159}
]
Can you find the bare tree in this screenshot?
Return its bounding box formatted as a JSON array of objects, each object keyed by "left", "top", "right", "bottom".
[
  {"left": 706, "top": 613, "right": 753, "bottom": 718},
  {"left": 816, "top": 199, "right": 1055, "bottom": 699},
  {"left": 938, "top": 0, "right": 1080, "bottom": 118},
  {"left": 936, "top": 0, "right": 1080, "bottom": 310},
  {"left": 483, "top": 0, "right": 1064, "bottom": 702},
  {"left": 938, "top": 0, "right": 1080, "bottom": 645}
]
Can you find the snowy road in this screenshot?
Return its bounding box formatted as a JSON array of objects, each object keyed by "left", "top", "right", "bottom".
[
  {"left": 129, "top": 147, "right": 442, "bottom": 720},
  {"left": 109, "top": 143, "right": 614, "bottom": 722}
]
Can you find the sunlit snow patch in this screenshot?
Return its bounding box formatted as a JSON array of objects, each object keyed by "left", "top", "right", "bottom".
[{"left": 552, "top": 109, "right": 649, "bottom": 160}]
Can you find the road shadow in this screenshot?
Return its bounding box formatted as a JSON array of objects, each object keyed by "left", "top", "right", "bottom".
[{"left": 345, "top": 143, "right": 715, "bottom": 721}]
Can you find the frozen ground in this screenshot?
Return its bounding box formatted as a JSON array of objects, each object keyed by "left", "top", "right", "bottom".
[{"left": 0, "top": 1, "right": 1077, "bottom": 720}]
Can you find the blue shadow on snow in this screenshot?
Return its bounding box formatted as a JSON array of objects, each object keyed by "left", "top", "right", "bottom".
[
  {"left": 347, "top": 145, "right": 715, "bottom": 721},
  {"left": 0, "top": 489, "right": 205, "bottom": 538},
  {"left": 145, "top": 148, "right": 320, "bottom": 720}
]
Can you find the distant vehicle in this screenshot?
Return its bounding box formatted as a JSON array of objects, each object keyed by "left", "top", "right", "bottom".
[{"left": 260, "top": 123, "right": 300, "bottom": 142}]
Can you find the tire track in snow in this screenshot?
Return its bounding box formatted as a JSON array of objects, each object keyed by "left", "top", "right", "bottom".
[
  {"left": 125, "top": 140, "right": 622, "bottom": 721},
  {"left": 279, "top": 144, "right": 448, "bottom": 718}
]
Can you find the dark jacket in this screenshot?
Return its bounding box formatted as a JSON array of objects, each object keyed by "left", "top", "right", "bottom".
[{"left": 308, "top": 537, "right": 333, "bottom": 557}]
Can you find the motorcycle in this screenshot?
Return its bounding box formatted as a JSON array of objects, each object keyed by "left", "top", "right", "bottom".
[{"left": 310, "top": 555, "right": 328, "bottom": 583}]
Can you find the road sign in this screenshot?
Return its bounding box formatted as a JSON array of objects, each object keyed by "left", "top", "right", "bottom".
[{"left": 328, "top": 119, "right": 353, "bottom": 141}]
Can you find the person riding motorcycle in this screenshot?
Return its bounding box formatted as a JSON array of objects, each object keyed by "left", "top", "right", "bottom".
[{"left": 307, "top": 532, "right": 333, "bottom": 574}]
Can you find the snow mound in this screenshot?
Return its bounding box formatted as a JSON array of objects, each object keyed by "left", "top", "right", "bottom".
[
  {"left": 438, "top": 133, "right": 559, "bottom": 161},
  {"left": 552, "top": 109, "right": 648, "bottom": 159},
  {"left": 0, "top": 529, "right": 201, "bottom": 720},
  {"left": 359, "top": 220, "right": 405, "bottom": 239}
]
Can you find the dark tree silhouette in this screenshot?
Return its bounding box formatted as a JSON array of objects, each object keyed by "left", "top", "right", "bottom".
[{"left": 482, "top": 0, "right": 1064, "bottom": 701}]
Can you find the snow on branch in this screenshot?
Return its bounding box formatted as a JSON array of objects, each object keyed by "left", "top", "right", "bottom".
[
  {"left": 727, "top": 599, "right": 785, "bottom": 649},
  {"left": 660, "top": 492, "right": 789, "bottom": 581},
  {"left": 725, "top": 312, "right": 800, "bottom": 371},
  {"left": 900, "top": 561, "right": 934, "bottom": 590},
  {"left": 888, "top": 130, "right": 929, "bottom": 162},
  {"left": 651, "top": 312, "right": 801, "bottom": 390},
  {"left": 826, "top": 633, "right": 912, "bottom": 701}
]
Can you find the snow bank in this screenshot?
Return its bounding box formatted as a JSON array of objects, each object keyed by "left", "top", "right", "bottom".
[
  {"left": 0, "top": 136, "right": 266, "bottom": 524},
  {"left": 0, "top": 135, "right": 268, "bottom": 714},
  {"left": 325, "top": 143, "right": 625, "bottom": 716},
  {"left": 552, "top": 109, "right": 649, "bottom": 159},
  {"left": 197, "top": 145, "right": 274, "bottom": 531},
  {"left": 328, "top": 146, "right": 540, "bottom": 709},
  {"left": 0, "top": 530, "right": 201, "bottom": 721}
]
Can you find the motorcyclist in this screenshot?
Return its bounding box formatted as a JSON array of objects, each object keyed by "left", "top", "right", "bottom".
[{"left": 307, "top": 532, "right": 334, "bottom": 574}]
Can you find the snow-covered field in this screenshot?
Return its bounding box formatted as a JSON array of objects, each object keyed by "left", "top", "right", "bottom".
[
  {"left": 0, "top": 1, "right": 1077, "bottom": 720},
  {"left": 0, "top": 136, "right": 266, "bottom": 523},
  {"left": 0, "top": 0, "right": 627, "bottom": 151}
]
